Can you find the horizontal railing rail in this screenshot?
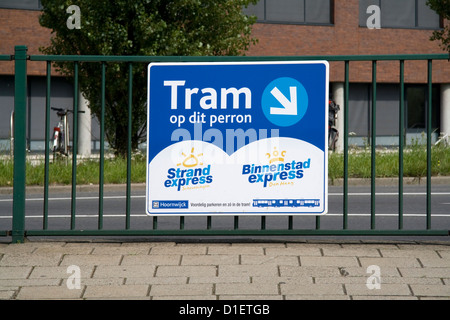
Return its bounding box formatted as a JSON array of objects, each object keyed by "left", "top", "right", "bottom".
[
  {"left": 29, "top": 53, "right": 449, "bottom": 62},
  {"left": 0, "top": 55, "right": 12, "bottom": 61}
]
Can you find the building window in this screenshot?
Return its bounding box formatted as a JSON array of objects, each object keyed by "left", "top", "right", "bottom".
[
  {"left": 406, "top": 85, "right": 440, "bottom": 132},
  {"left": 347, "top": 83, "right": 440, "bottom": 146},
  {"left": 0, "top": 0, "right": 42, "bottom": 11},
  {"left": 244, "top": 0, "right": 333, "bottom": 25},
  {"left": 359, "top": 0, "right": 441, "bottom": 29}
]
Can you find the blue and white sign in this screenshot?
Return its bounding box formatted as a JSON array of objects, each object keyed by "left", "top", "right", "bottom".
[{"left": 146, "top": 61, "right": 329, "bottom": 216}]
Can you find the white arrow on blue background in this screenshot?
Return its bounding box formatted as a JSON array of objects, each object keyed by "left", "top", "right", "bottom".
[{"left": 270, "top": 86, "right": 298, "bottom": 116}]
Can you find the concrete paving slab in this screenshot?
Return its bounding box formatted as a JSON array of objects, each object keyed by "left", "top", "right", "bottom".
[{"left": 0, "top": 240, "right": 448, "bottom": 301}]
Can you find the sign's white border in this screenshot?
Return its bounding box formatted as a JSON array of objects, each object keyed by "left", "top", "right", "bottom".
[{"left": 146, "top": 61, "right": 329, "bottom": 216}]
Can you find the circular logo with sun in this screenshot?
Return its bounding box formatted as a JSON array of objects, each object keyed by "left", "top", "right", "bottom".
[{"left": 177, "top": 148, "right": 204, "bottom": 168}]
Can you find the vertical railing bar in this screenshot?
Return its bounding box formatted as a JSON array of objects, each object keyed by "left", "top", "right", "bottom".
[
  {"left": 207, "top": 216, "right": 212, "bottom": 230},
  {"left": 343, "top": 61, "right": 349, "bottom": 230},
  {"left": 12, "top": 45, "right": 28, "bottom": 243},
  {"left": 126, "top": 63, "right": 133, "bottom": 230},
  {"left": 98, "top": 62, "right": 106, "bottom": 230},
  {"left": 70, "top": 61, "right": 79, "bottom": 230},
  {"left": 426, "top": 59, "right": 432, "bottom": 229},
  {"left": 153, "top": 216, "right": 158, "bottom": 230},
  {"left": 43, "top": 61, "right": 51, "bottom": 230},
  {"left": 315, "top": 216, "right": 320, "bottom": 230},
  {"left": 234, "top": 216, "right": 239, "bottom": 230},
  {"left": 288, "top": 216, "right": 293, "bottom": 230},
  {"left": 180, "top": 216, "right": 185, "bottom": 230},
  {"left": 371, "top": 60, "right": 377, "bottom": 230},
  {"left": 261, "top": 216, "right": 266, "bottom": 230},
  {"left": 398, "top": 60, "right": 405, "bottom": 230}
]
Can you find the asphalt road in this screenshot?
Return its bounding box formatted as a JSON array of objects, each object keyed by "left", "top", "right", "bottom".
[{"left": 1, "top": 184, "right": 449, "bottom": 240}]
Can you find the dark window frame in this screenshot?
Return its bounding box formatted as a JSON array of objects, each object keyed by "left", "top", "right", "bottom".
[
  {"left": 359, "top": 0, "right": 442, "bottom": 30},
  {"left": 405, "top": 84, "right": 440, "bottom": 132},
  {"left": 244, "top": 0, "right": 334, "bottom": 26},
  {"left": 0, "top": 0, "right": 42, "bottom": 11}
]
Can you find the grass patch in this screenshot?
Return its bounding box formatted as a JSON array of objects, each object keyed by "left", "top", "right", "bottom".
[
  {"left": 328, "top": 144, "right": 450, "bottom": 181},
  {"left": 0, "top": 154, "right": 147, "bottom": 187},
  {"left": 1, "top": 145, "right": 449, "bottom": 187}
]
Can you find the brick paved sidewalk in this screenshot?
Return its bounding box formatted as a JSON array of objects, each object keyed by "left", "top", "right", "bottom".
[{"left": 0, "top": 241, "right": 449, "bottom": 300}]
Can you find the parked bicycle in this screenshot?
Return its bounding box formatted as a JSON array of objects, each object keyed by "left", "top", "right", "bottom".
[
  {"left": 328, "top": 99, "right": 340, "bottom": 152},
  {"left": 51, "top": 107, "right": 84, "bottom": 161}
]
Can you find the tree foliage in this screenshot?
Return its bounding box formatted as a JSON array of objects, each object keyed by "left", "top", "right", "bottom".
[
  {"left": 427, "top": 0, "right": 450, "bottom": 54},
  {"left": 39, "top": 0, "right": 258, "bottom": 155}
]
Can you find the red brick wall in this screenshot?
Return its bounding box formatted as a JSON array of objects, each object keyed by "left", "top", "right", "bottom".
[
  {"left": 246, "top": 0, "right": 450, "bottom": 83},
  {"left": 0, "top": 9, "right": 51, "bottom": 75},
  {"left": 1, "top": 2, "right": 449, "bottom": 82}
]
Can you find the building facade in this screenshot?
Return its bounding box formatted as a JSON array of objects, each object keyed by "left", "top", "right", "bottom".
[
  {"left": 244, "top": 0, "right": 450, "bottom": 149},
  {"left": 0, "top": 0, "right": 449, "bottom": 153},
  {"left": 0, "top": 1, "right": 96, "bottom": 154}
]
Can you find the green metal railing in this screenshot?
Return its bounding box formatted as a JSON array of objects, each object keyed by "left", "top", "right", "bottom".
[
  {"left": 0, "top": 54, "right": 13, "bottom": 238},
  {"left": 4, "top": 45, "right": 450, "bottom": 242}
]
